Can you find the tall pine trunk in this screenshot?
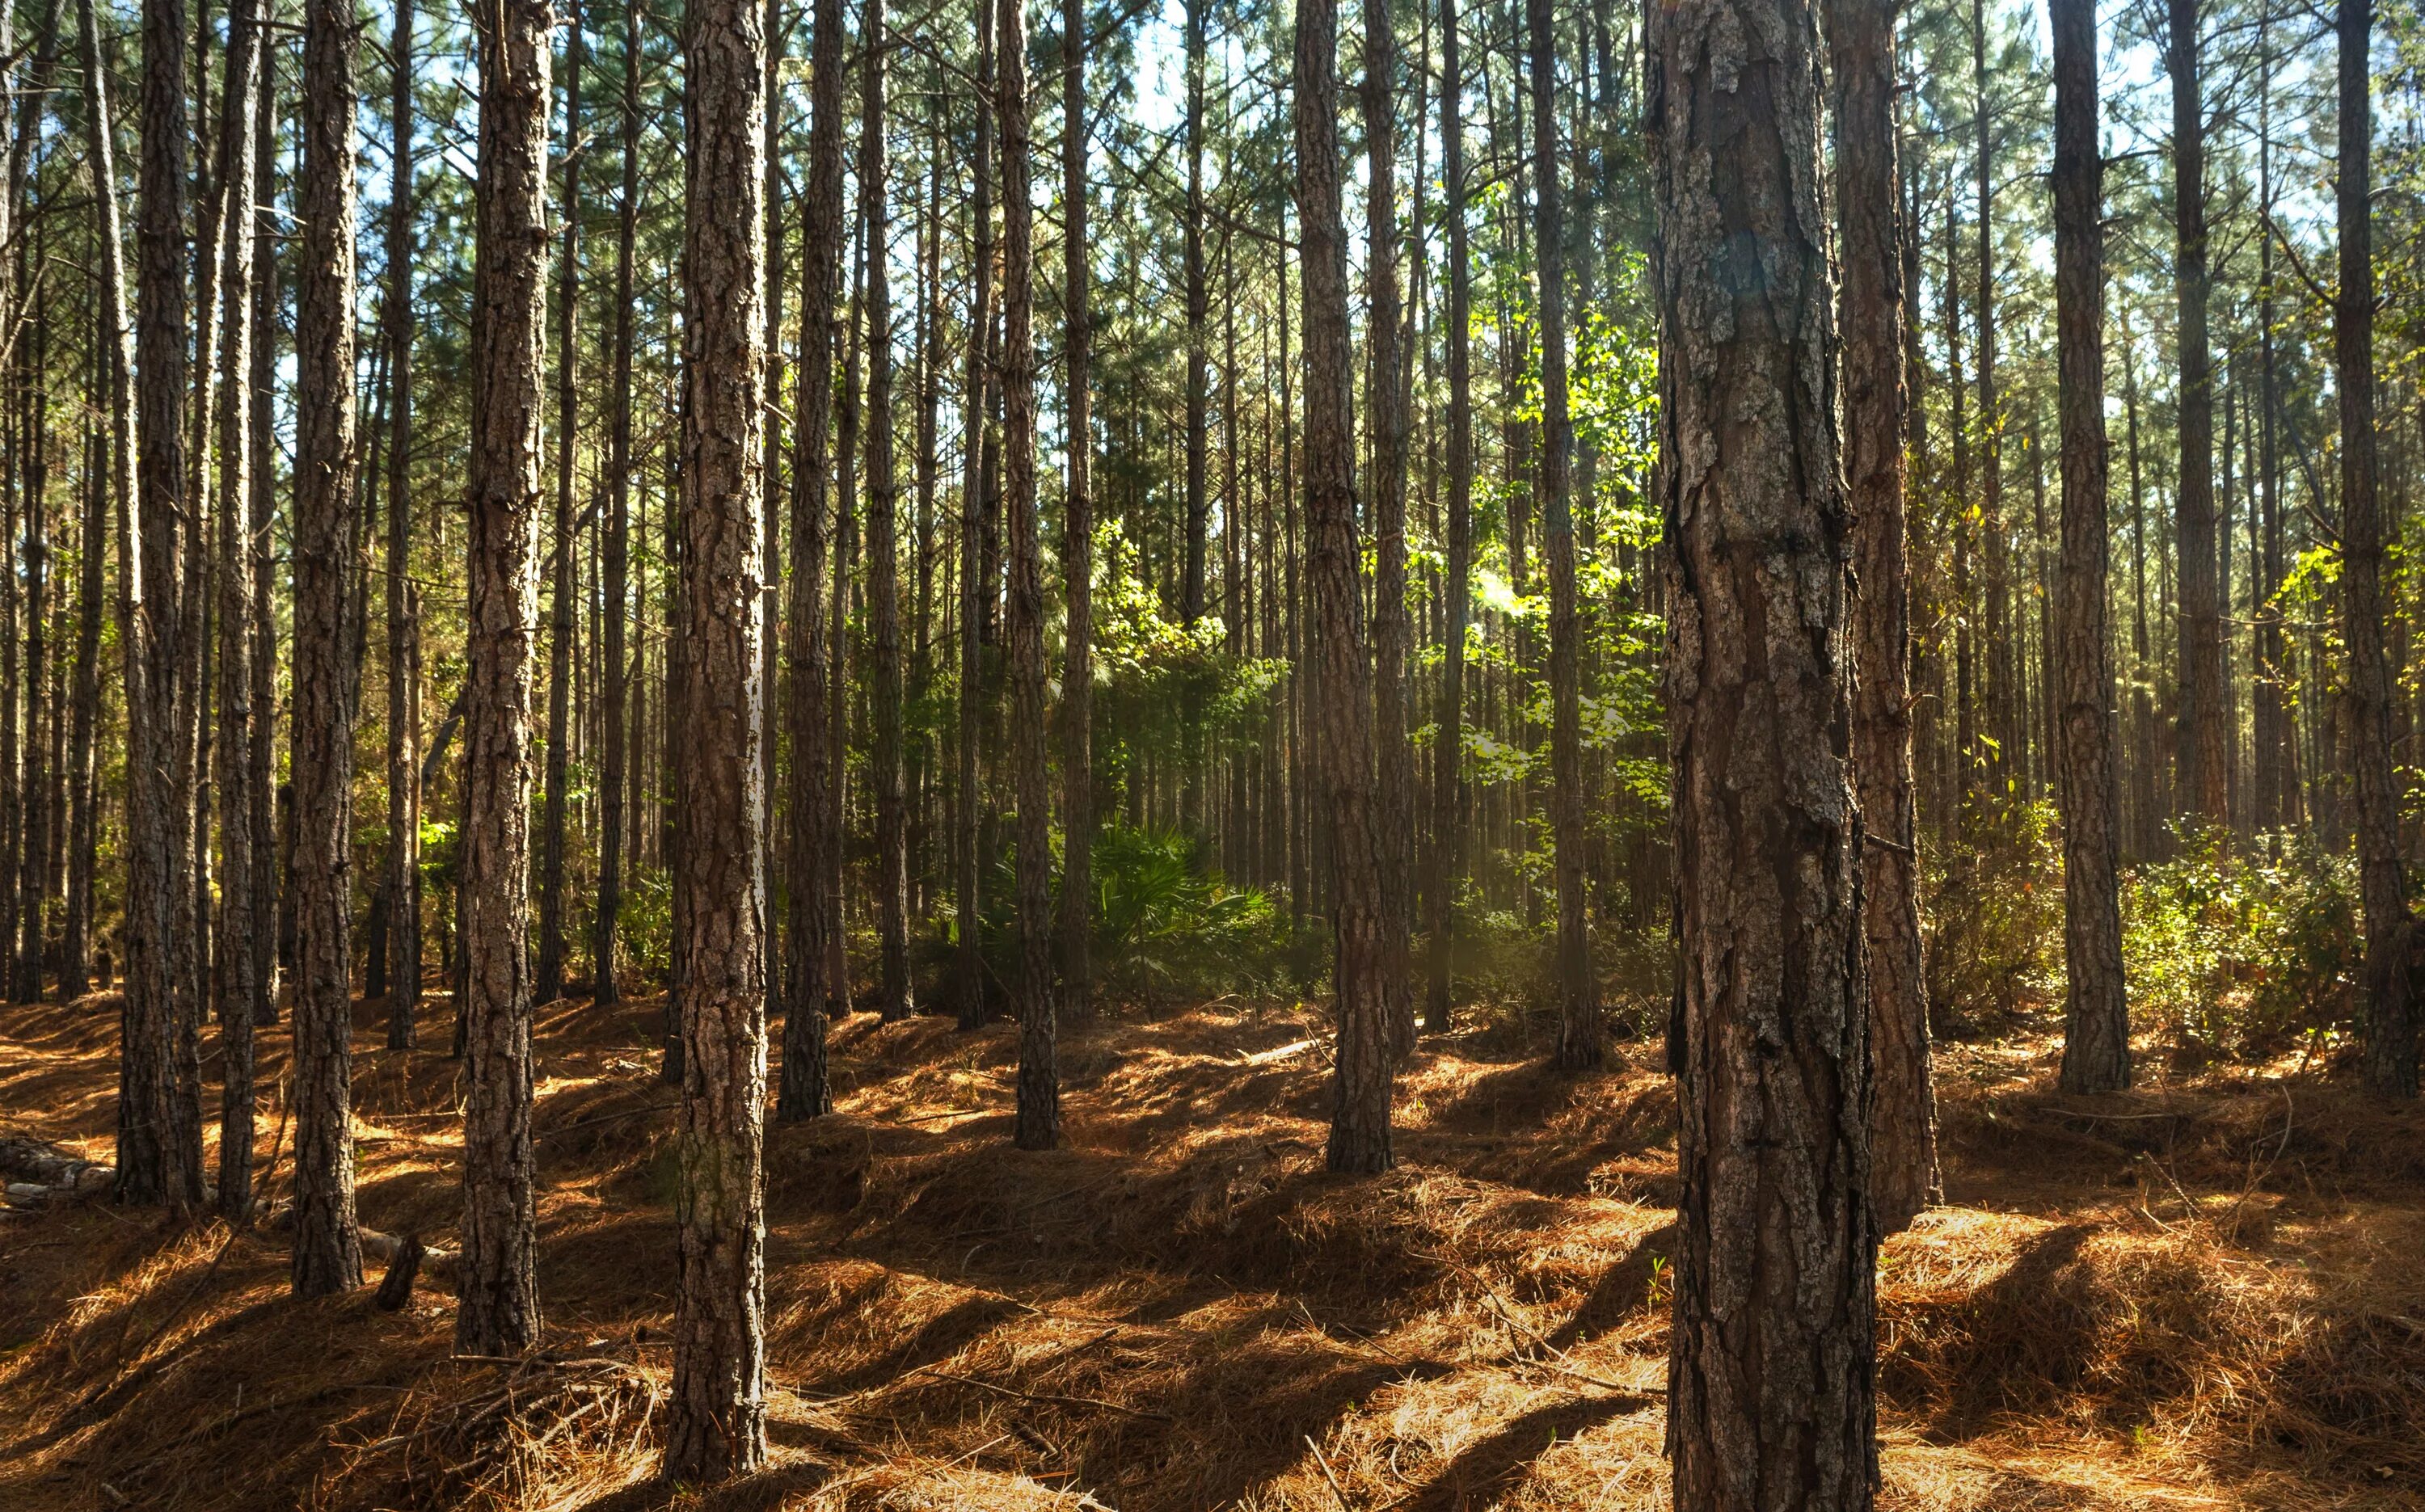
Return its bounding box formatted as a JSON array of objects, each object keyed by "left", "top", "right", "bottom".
[
  {"left": 2339, "top": 0, "right": 2414, "bottom": 1098},
  {"left": 2168, "top": 0, "right": 2227, "bottom": 826},
  {"left": 457, "top": 0, "right": 552, "bottom": 1353},
  {"left": 1651, "top": 0, "right": 1876, "bottom": 1493},
  {"left": 537, "top": 3, "right": 584, "bottom": 1008},
  {"left": 667, "top": 0, "right": 772, "bottom": 1473},
  {"left": 862, "top": 0, "right": 912, "bottom": 1022},
  {"left": 2052, "top": 0, "right": 2131, "bottom": 1094},
  {"left": 1002, "top": 0, "right": 1057, "bottom": 1151},
  {"left": 1832, "top": 0, "right": 1935, "bottom": 1223},
  {"left": 382, "top": 0, "right": 420, "bottom": 1046},
  {"left": 779, "top": 0, "right": 844, "bottom": 1117},
  {"left": 1295, "top": 0, "right": 1393, "bottom": 1174},
  {"left": 1529, "top": 0, "right": 1593, "bottom": 1072},
  {"left": 290, "top": 0, "right": 362, "bottom": 1293},
  {"left": 951, "top": 0, "right": 995, "bottom": 1030},
  {"left": 1366, "top": 0, "right": 1416, "bottom": 1063},
  {"left": 594, "top": 0, "right": 641, "bottom": 1005},
  {"left": 1057, "top": 0, "right": 1094, "bottom": 1018},
  {"left": 1423, "top": 0, "right": 1470, "bottom": 1038}
]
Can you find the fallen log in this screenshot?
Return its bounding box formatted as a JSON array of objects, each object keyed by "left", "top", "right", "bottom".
[{"left": 0, "top": 1135, "right": 116, "bottom": 1205}]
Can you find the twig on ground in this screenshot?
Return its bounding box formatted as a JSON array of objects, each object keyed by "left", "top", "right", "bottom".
[{"left": 1305, "top": 1434, "right": 1353, "bottom": 1511}]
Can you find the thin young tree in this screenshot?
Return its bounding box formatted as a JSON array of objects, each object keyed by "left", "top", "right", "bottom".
[
  {"left": 1057, "top": 0, "right": 1094, "bottom": 1019},
  {"left": 2167, "top": 0, "right": 2227, "bottom": 826},
  {"left": 1423, "top": 0, "right": 1470, "bottom": 1038},
  {"left": 862, "top": 0, "right": 913, "bottom": 1022},
  {"left": 667, "top": 0, "right": 772, "bottom": 1472},
  {"left": 950, "top": 0, "right": 996, "bottom": 1030},
  {"left": 2051, "top": 0, "right": 2130, "bottom": 1094},
  {"left": 779, "top": 0, "right": 844, "bottom": 1119},
  {"left": 213, "top": 0, "right": 267, "bottom": 1218},
  {"left": 1002, "top": 0, "right": 1057, "bottom": 1151},
  {"left": 1296, "top": 0, "right": 1393, "bottom": 1174},
  {"left": 382, "top": 0, "right": 420, "bottom": 1047},
  {"left": 290, "top": 0, "right": 363, "bottom": 1294},
  {"left": 594, "top": 0, "right": 642, "bottom": 1005},
  {"left": 2337, "top": 0, "right": 2414, "bottom": 1098},
  {"left": 1829, "top": 0, "right": 1934, "bottom": 1222},
  {"left": 456, "top": 0, "right": 553, "bottom": 1354},
  {"left": 1529, "top": 0, "right": 1593, "bottom": 1072},
  {"left": 1651, "top": 0, "right": 1876, "bottom": 1494},
  {"left": 537, "top": 0, "right": 583, "bottom": 1008}
]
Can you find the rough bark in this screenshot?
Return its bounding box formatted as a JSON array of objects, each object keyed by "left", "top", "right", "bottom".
[
  {"left": 537, "top": 2, "right": 584, "bottom": 1009},
  {"left": 595, "top": 0, "right": 641, "bottom": 1006},
  {"left": 1057, "top": 0, "right": 1094, "bottom": 1019},
  {"left": 213, "top": 0, "right": 265, "bottom": 1219},
  {"left": 2051, "top": 0, "right": 2131, "bottom": 1094},
  {"left": 1648, "top": 0, "right": 1878, "bottom": 1497},
  {"left": 1181, "top": 0, "right": 1208, "bottom": 630},
  {"left": 1423, "top": 0, "right": 1470, "bottom": 1038},
  {"left": 2167, "top": 0, "right": 2227, "bottom": 827},
  {"left": 1295, "top": 0, "right": 1393, "bottom": 1175},
  {"left": 15, "top": 285, "right": 49, "bottom": 1005},
  {"left": 862, "top": 0, "right": 912, "bottom": 1022},
  {"left": 1829, "top": 0, "right": 1934, "bottom": 1225},
  {"left": 246, "top": 18, "right": 279, "bottom": 1028},
  {"left": 778, "top": 0, "right": 844, "bottom": 1121},
  {"left": 2338, "top": 0, "right": 2414, "bottom": 1098},
  {"left": 1002, "top": 0, "right": 1057, "bottom": 1151},
  {"left": 456, "top": 0, "right": 553, "bottom": 1355},
  {"left": 289, "top": 0, "right": 362, "bottom": 1295},
  {"left": 1368, "top": 0, "right": 1417, "bottom": 1063},
  {"left": 1529, "top": 0, "right": 1593, "bottom": 1072},
  {"left": 383, "top": 0, "right": 420, "bottom": 1047},
  {"left": 668, "top": 0, "right": 771, "bottom": 1474}
]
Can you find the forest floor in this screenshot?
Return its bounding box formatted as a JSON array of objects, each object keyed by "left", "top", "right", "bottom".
[{"left": 2, "top": 985, "right": 2422, "bottom": 1512}]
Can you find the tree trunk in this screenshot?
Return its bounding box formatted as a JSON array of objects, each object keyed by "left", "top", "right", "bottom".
[
  {"left": 2338, "top": 0, "right": 2414, "bottom": 1098},
  {"left": 2052, "top": 0, "right": 2131, "bottom": 1094},
  {"left": 15, "top": 284, "right": 48, "bottom": 1005},
  {"left": 289, "top": 0, "right": 362, "bottom": 1294},
  {"left": 247, "top": 19, "right": 280, "bottom": 1027},
  {"left": 1295, "top": 0, "right": 1392, "bottom": 1175},
  {"left": 1650, "top": 0, "right": 1877, "bottom": 1494},
  {"left": 1365, "top": 0, "right": 1417, "bottom": 1063},
  {"left": 457, "top": 0, "right": 551, "bottom": 1354},
  {"left": 668, "top": 0, "right": 771, "bottom": 1475},
  {"left": 1529, "top": 0, "right": 1593, "bottom": 1072},
  {"left": 1423, "top": 0, "right": 1470, "bottom": 1038},
  {"left": 1001, "top": 0, "right": 1056, "bottom": 1151},
  {"left": 213, "top": 0, "right": 265, "bottom": 1219},
  {"left": 1057, "top": 0, "right": 1094, "bottom": 1020},
  {"left": 595, "top": 0, "right": 641, "bottom": 1006},
  {"left": 383, "top": 0, "right": 420, "bottom": 1047},
  {"left": 778, "top": 0, "right": 843, "bottom": 1120},
  {"left": 1831, "top": 0, "right": 1935, "bottom": 1224},
  {"left": 537, "top": 2, "right": 584, "bottom": 1009},
  {"left": 2168, "top": 0, "right": 2227, "bottom": 827},
  {"left": 861, "top": 0, "right": 912, "bottom": 1022},
  {"left": 951, "top": 0, "right": 995, "bottom": 1031},
  {"left": 1181, "top": 0, "right": 1208, "bottom": 631},
  {"left": 1972, "top": 0, "right": 2012, "bottom": 795}
]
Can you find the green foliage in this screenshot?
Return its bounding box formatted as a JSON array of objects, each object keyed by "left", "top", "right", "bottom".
[
  {"left": 2123, "top": 828, "right": 2360, "bottom": 1060},
  {"left": 1923, "top": 796, "right": 2066, "bottom": 1034}
]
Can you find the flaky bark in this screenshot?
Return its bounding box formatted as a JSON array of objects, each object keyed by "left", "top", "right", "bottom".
[
  {"left": 289, "top": 0, "right": 362, "bottom": 1295},
  {"left": 2051, "top": 0, "right": 2131, "bottom": 1094},
  {"left": 779, "top": 0, "right": 844, "bottom": 1121},
  {"left": 2338, "top": 0, "right": 2413, "bottom": 1098},
  {"left": 1002, "top": 0, "right": 1057, "bottom": 1151},
  {"left": 949, "top": 0, "right": 995, "bottom": 1031},
  {"left": 1295, "top": 0, "right": 1392, "bottom": 1174},
  {"left": 1650, "top": 0, "right": 1877, "bottom": 1500},
  {"left": 668, "top": 0, "right": 771, "bottom": 1475},
  {"left": 1829, "top": 0, "right": 1934, "bottom": 1223},
  {"left": 213, "top": 0, "right": 266, "bottom": 1219},
  {"left": 457, "top": 0, "right": 552, "bottom": 1354}
]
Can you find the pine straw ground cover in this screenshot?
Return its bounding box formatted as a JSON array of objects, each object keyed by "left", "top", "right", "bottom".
[{"left": 2, "top": 990, "right": 2420, "bottom": 1511}]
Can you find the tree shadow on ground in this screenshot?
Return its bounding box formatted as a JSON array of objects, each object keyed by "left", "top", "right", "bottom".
[{"left": 1394, "top": 1393, "right": 1636, "bottom": 1511}]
